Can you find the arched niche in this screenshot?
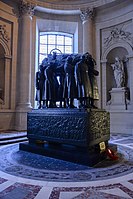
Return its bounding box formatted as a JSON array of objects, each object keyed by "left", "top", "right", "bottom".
[
  {"left": 0, "top": 37, "right": 11, "bottom": 109},
  {"left": 106, "top": 47, "right": 128, "bottom": 102},
  {"left": 101, "top": 41, "right": 132, "bottom": 108},
  {"left": 0, "top": 44, "right": 5, "bottom": 102}
]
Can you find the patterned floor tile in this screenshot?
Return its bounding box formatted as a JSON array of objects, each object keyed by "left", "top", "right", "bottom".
[
  {"left": 0, "top": 143, "right": 133, "bottom": 182},
  {"left": 0, "top": 134, "right": 133, "bottom": 198},
  {"left": 0, "top": 177, "right": 7, "bottom": 184},
  {"left": 0, "top": 182, "right": 42, "bottom": 199},
  {"left": 49, "top": 183, "right": 133, "bottom": 199}
]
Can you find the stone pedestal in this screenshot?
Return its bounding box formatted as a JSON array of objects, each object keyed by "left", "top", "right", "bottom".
[
  {"left": 109, "top": 87, "right": 128, "bottom": 110},
  {"left": 20, "top": 108, "right": 110, "bottom": 166}
]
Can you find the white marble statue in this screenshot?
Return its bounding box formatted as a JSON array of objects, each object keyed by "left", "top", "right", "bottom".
[{"left": 111, "top": 57, "right": 125, "bottom": 88}]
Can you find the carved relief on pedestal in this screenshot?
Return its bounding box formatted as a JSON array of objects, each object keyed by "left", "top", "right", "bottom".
[
  {"left": 80, "top": 7, "right": 94, "bottom": 22},
  {"left": 18, "top": 0, "right": 36, "bottom": 17}
]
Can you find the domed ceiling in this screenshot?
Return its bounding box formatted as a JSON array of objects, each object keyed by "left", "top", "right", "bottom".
[
  {"left": 33, "top": 0, "right": 118, "bottom": 14},
  {"left": 36, "top": 0, "right": 116, "bottom": 9},
  {"left": 8, "top": 0, "right": 122, "bottom": 15}
]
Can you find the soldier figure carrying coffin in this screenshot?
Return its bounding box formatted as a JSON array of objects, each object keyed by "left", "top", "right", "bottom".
[
  {"left": 35, "top": 64, "right": 46, "bottom": 109},
  {"left": 85, "top": 52, "right": 99, "bottom": 108},
  {"left": 75, "top": 53, "right": 99, "bottom": 108},
  {"left": 63, "top": 56, "right": 77, "bottom": 108},
  {"left": 75, "top": 55, "right": 92, "bottom": 108},
  {"left": 46, "top": 52, "right": 59, "bottom": 108}
]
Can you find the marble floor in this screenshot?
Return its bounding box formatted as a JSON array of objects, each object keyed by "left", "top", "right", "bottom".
[{"left": 0, "top": 133, "right": 133, "bottom": 199}]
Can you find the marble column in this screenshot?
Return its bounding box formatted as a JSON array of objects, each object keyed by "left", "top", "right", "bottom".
[
  {"left": 16, "top": 0, "right": 35, "bottom": 130},
  {"left": 80, "top": 8, "right": 94, "bottom": 54},
  {"left": 17, "top": 0, "right": 35, "bottom": 110}
]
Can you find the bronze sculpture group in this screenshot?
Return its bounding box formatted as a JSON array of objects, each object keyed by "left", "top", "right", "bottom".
[{"left": 35, "top": 52, "right": 99, "bottom": 109}]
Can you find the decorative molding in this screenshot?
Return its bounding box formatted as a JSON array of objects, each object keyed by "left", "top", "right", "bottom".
[
  {"left": 18, "top": 0, "right": 36, "bottom": 17},
  {"left": 104, "top": 26, "right": 133, "bottom": 48},
  {"left": 80, "top": 7, "right": 94, "bottom": 22},
  {"left": 0, "top": 25, "right": 10, "bottom": 43}
]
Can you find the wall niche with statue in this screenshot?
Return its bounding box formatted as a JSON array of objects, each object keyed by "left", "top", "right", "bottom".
[
  {"left": 101, "top": 22, "right": 133, "bottom": 110},
  {"left": 101, "top": 43, "right": 132, "bottom": 110},
  {"left": 106, "top": 47, "right": 130, "bottom": 110}
]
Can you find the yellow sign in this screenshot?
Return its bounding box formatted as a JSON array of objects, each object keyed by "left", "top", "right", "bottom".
[{"left": 99, "top": 142, "right": 106, "bottom": 151}]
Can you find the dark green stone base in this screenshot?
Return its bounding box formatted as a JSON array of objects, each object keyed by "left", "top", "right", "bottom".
[{"left": 19, "top": 142, "right": 116, "bottom": 166}]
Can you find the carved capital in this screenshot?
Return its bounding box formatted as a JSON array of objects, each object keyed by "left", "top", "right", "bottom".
[
  {"left": 0, "top": 25, "right": 10, "bottom": 43},
  {"left": 80, "top": 8, "right": 94, "bottom": 22},
  {"left": 18, "top": 0, "right": 36, "bottom": 17}
]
